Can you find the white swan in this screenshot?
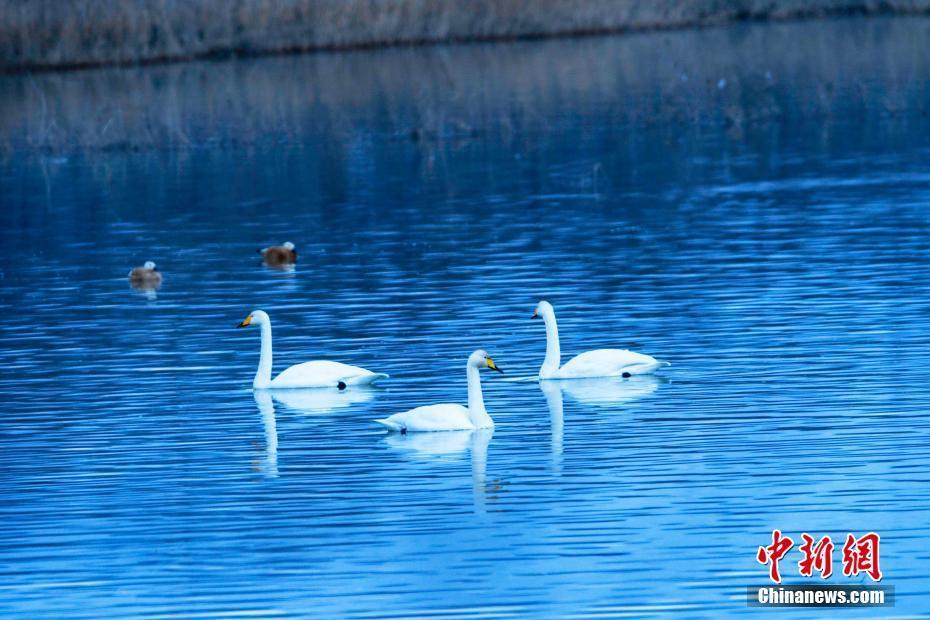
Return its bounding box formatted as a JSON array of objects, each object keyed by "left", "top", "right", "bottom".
[
  {"left": 238, "top": 310, "right": 388, "bottom": 389},
  {"left": 532, "top": 300, "right": 668, "bottom": 379},
  {"left": 375, "top": 350, "right": 502, "bottom": 432}
]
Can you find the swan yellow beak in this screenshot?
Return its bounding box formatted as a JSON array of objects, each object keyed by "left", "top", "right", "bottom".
[
  {"left": 237, "top": 314, "right": 253, "bottom": 328},
  {"left": 486, "top": 357, "right": 503, "bottom": 373}
]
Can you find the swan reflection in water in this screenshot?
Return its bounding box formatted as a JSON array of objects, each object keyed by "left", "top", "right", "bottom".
[
  {"left": 539, "top": 381, "right": 564, "bottom": 475},
  {"left": 269, "top": 386, "right": 378, "bottom": 414},
  {"left": 252, "top": 391, "right": 279, "bottom": 478},
  {"left": 252, "top": 387, "right": 381, "bottom": 477},
  {"left": 553, "top": 375, "right": 661, "bottom": 408},
  {"left": 539, "top": 375, "right": 663, "bottom": 473},
  {"left": 385, "top": 428, "right": 496, "bottom": 513}
]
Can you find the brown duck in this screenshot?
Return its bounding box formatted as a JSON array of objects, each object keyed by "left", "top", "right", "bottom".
[
  {"left": 259, "top": 242, "right": 297, "bottom": 266},
  {"left": 128, "top": 261, "right": 162, "bottom": 287}
]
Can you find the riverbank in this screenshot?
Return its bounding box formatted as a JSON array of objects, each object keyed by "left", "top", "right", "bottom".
[
  {"left": 2, "top": 16, "right": 927, "bottom": 155},
  {"left": 2, "top": 0, "right": 930, "bottom": 72}
]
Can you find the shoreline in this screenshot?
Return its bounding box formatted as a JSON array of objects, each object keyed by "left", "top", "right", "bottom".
[
  {"left": 2, "top": 1, "right": 930, "bottom": 74},
  {"left": 2, "top": 16, "right": 926, "bottom": 155}
]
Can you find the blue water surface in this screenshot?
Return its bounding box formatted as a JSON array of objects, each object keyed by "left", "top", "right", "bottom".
[{"left": 2, "top": 16, "right": 930, "bottom": 618}]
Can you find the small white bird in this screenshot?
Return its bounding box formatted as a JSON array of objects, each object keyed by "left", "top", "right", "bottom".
[
  {"left": 532, "top": 300, "right": 668, "bottom": 379},
  {"left": 128, "top": 261, "right": 162, "bottom": 287},
  {"left": 375, "top": 350, "right": 502, "bottom": 432},
  {"left": 259, "top": 242, "right": 297, "bottom": 267},
  {"left": 237, "top": 310, "right": 388, "bottom": 389}
]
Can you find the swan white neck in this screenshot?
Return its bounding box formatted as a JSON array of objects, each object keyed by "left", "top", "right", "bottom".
[
  {"left": 540, "top": 309, "right": 561, "bottom": 378},
  {"left": 254, "top": 320, "right": 273, "bottom": 389},
  {"left": 466, "top": 362, "right": 494, "bottom": 429}
]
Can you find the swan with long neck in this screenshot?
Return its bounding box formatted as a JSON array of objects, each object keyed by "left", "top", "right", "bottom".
[
  {"left": 237, "top": 310, "right": 388, "bottom": 389},
  {"left": 532, "top": 301, "right": 668, "bottom": 379},
  {"left": 374, "top": 350, "right": 502, "bottom": 432}
]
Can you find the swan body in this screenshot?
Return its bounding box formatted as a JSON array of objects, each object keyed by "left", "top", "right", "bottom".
[
  {"left": 238, "top": 310, "right": 388, "bottom": 389},
  {"left": 375, "top": 350, "right": 502, "bottom": 432},
  {"left": 377, "top": 404, "right": 475, "bottom": 432},
  {"left": 266, "top": 360, "right": 385, "bottom": 388},
  {"left": 551, "top": 348, "right": 664, "bottom": 378},
  {"left": 533, "top": 300, "right": 668, "bottom": 379}
]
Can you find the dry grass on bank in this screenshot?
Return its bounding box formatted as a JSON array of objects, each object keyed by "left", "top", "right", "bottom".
[{"left": 1, "top": 0, "right": 930, "bottom": 71}]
